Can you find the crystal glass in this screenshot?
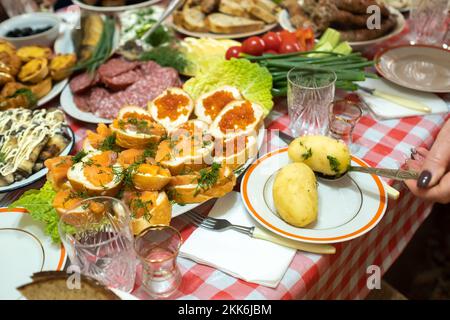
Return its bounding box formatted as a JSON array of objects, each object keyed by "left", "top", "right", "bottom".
[
  {"left": 134, "top": 225, "right": 182, "bottom": 299},
  {"left": 58, "top": 197, "right": 136, "bottom": 293},
  {"left": 328, "top": 99, "right": 363, "bottom": 153},
  {"left": 287, "top": 67, "right": 336, "bottom": 137},
  {"left": 408, "top": 0, "right": 449, "bottom": 45}
]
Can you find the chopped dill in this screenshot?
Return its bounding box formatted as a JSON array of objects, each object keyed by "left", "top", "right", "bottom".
[{"left": 194, "top": 163, "right": 221, "bottom": 196}]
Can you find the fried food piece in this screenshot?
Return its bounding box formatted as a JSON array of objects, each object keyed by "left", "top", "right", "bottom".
[
  {"left": 0, "top": 41, "right": 16, "bottom": 56},
  {"left": 0, "top": 93, "right": 31, "bottom": 110},
  {"left": 0, "top": 52, "right": 22, "bottom": 77},
  {"left": 50, "top": 54, "right": 76, "bottom": 81},
  {"left": 16, "top": 46, "right": 52, "bottom": 62},
  {"left": 1, "top": 82, "right": 27, "bottom": 98},
  {"left": 0, "top": 70, "right": 14, "bottom": 87},
  {"left": 30, "top": 77, "right": 52, "bottom": 99},
  {"left": 18, "top": 58, "right": 49, "bottom": 84}
]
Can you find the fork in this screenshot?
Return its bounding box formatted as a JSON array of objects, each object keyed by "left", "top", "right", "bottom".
[{"left": 183, "top": 211, "right": 336, "bottom": 254}]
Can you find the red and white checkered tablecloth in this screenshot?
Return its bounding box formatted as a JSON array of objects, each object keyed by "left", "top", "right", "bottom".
[
  {"left": 10, "top": 97, "right": 444, "bottom": 300},
  {"left": 2, "top": 9, "right": 450, "bottom": 299}
]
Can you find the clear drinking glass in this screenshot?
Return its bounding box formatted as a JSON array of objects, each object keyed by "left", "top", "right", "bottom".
[
  {"left": 134, "top": 225, "right": 182, "bottom": 299},
  {"left": 58, "top": 197, "right": 136, "bottom": 293},
  {"left": 328, "top": 99, "right": 363, "bottom": 153},
  {"left": 408, "top": 0, "right": 449, "bottom": 45},
  {"left": 287, "top": 68, "right": 336, "bottom": 137}
]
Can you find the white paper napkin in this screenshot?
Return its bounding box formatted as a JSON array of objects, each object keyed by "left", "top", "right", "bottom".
[
  {"left": 357, "top": 78, "right": 448, "bottom": 119},
  {"left": 180, "top": 192, "right": 296, "bottom": 288}
]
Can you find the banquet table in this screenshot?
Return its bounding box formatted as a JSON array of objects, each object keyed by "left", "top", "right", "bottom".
[
  {"left": 1, "top": 7, "right": 450, "bottom": 300},
  {"left": 33, "top": 93, "right": 447, "bottom": 300}
]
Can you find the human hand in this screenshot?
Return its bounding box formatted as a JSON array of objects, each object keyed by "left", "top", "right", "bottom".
[{"left": 405, "top": 119, "right": 450, "bottom": 204}]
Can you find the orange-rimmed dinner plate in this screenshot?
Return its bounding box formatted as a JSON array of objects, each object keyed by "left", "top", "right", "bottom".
[
  {"left": 241, "top": 148, "right": 388, "bottom": 244},
  {"left": 0, "top": 209, "right": 66, "bottom": 299}
]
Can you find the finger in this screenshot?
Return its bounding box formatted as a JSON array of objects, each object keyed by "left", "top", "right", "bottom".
[
  {"left": 407, "top": 173, "right": 450, "bottom": 204},
  {"left": 404, "top": 159, "right": 422, "bottom": 171},
  {"left": 411, "top": 147, "right": 429, "bottom": 161},
  {"left": 417, "top": 120, "right": 450, "bottom": 188}
]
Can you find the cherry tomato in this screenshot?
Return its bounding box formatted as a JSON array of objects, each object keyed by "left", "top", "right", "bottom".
[
  {"left": 262, "top": 32, "right": 282, "bottom": 52},
  {"left": 264, "top": 49, "right": 279, "bottom": 55},
  {"left": 278, "top": 30, "right": 298, "bottom": 43},
  {"left": 225, "top": 46, "right": 243, "bottom": 60},
  {"left": 241, "top": 36, "right": 266, "bottom": 56},
  {"left": 279, "top": 40, "right": 300, "bottom": 54}
]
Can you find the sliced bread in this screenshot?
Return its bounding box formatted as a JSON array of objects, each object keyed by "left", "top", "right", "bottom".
[
  {"left": 205, "top": 13, "right": 265, "bottom": 34},
  {"left": 219, "top": 0, "right": 249, "bottom": 18},
  {"left": 182, "top": 6, "right": 209, "bottom": 32},
  {"left": 248, "top": 5, "right": 277, "bottom": 24}
]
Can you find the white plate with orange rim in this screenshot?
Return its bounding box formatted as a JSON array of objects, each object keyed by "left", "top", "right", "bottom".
[
  {"left": 241, "top": 148, "right": 388, "bottom": 244},
  {"left": 0, "top": 208, "right": 66, "bottom": 299}
]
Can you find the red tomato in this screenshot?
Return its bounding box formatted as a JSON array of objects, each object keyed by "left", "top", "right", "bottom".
[
  {"left": 278, "top": 30, "right": 298, "bottom": 43},
  {"left": 242, "top": 36, "right": 266, "bottom": 56},
  {"left": 262, "top": 32, "right": 282, "bottom": 52},
  {"left": 279, "top": 40, "right": 300, "bottom": 54},
  {"left": 264, "top": 49, "right": 278, "bottom": 55},
  {"left": 225, "top": 46, "right": 242, "bottom": 60}
]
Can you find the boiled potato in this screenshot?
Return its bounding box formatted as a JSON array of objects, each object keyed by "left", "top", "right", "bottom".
[
  {"left": 273, "top": 163, "right": 318, "bottom": 227},
  {"left": 288, "top": 135, "right": 351, "bottom": 176}
]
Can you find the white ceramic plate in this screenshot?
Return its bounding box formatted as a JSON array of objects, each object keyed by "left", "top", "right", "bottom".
[
  {"left": 169, "top": 21, "right": 278, "bottom": 40},
  {"left": 241, "top": 148, "right": 388, "bottom": 244},
  {"left": 60, "top": 85, "right": 113, "bottom": 124},
  {"left": 171, "top": 125, "right": 265, "bottom": 218},
  {"left": 278, "top": 6, "right": 406, "bottom": 50},
  {"left": 0, "top": 209, "right": 66, "bottom": 300},
  {"left": 0, "top": 126, "right": 75, "bottom": 194},
  {"left": 72, "top": 0, "right": 162, "bottom": 13}
]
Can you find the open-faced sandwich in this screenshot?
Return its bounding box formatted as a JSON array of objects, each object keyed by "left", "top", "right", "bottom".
[{"left": 43, "top": 86, "right": 263, "bottom": 236}]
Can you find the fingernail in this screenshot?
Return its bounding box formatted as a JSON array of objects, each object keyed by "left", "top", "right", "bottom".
[{"left": 417, "top": 170, "right": 432, "bottom": 188}]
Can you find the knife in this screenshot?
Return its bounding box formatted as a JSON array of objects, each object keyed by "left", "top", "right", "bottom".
[
  {"left": 358, "top": 85, "right": 431, "bottom": 113},
  {"left": 277, "top": 131, "right": 400, "bottom": 200}
]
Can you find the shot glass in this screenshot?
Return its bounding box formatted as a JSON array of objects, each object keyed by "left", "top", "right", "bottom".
[
  {"left": 58, "top": 197, "right": 136, "bottom": 293},
  {"left": 287, "top": 67, "right": 336, "bottom": 137},
  {"left": 134, "top": 225, "right": 182, "bottom": 299},
  {"left": 328, "top": 99, "right": 363, "bottom": 153}
]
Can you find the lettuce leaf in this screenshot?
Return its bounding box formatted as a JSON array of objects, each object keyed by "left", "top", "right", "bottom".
[
  {"left": 183, "top": 58, "right": 273, "bottom": 115},
  {"left": 9, "top": 181, "right": 61, "bottom": 243}
]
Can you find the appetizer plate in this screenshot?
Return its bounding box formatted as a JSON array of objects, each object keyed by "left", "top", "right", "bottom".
[
  {"left": 0, "top": 126, "right": 75, "bottom": 194},
  {"left": 171, "top": 124, "right": 265, "bottom": 218},
  {"left": 60, "top": 85, "right": 113, "bottom": 124},
  {"left": 278, "top": 6, "right": 405, "bottom": 50},
  {"left": 0, "top": 209, "right": 66, "bottom": 300},
  {"left": 169, "top": 21, "right": 278, "bottom": 40},
  {"left": 375, "top": 45, "right": 450, "bottom": 93},
  {"left": 241, "top": 148, "right": 388, "bottom": 244},
  {"left": 72, "top": 0, "right": 162, "bottom": 13}
]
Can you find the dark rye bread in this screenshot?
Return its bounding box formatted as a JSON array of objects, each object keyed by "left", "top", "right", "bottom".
[{"left": 17, "top": 271, "right": 120, "bottom": 300}]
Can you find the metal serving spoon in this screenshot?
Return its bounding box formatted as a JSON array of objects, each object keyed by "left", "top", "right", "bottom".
[
  {"left": 120, "top": 0, "right": 184, "bottom": 56},
  {"left": 278, "top": 131, "right": 420, "bottom": 182}
]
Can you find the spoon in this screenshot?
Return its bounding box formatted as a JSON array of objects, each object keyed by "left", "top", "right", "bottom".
[
  {"left": 317, "top": 166, "right": 420, "bottom": 182},
  {"left": 120, "top": 0, "right": 184, "bottom": 57}
]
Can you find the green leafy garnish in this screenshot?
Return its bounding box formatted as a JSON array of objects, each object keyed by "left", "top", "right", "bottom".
[
  {"left": 99, "top": 134, "right": 121, "bottom": 152},
  {"left": 194, "top": 163, "right": 221, "bottom": 196},
  {"left": 302, "top": 147, "right": 313, "bottom": 160},
  {"left": 327, "top": 155, "right": 341, "bottom": 174},
  {"left": 8, "top": 88, "right": 38, "bottom": 108},
  {"left": 72, "top": 150, "right": 87, "bottom": 163},
  {"left": 183, "top": 58, "right": 273, "bottom": 115},
  {"left": 130, "top": 198, "right": 153, "bottom": 221},
  {"left": 0, "top": 152, "right": 6, "bottom": 164},
  {"left": 9, "top": 181, "right": 61, "bottom": 243},
  {"left": 140, "top": 46, "right": 188, "bottom": 73}
]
